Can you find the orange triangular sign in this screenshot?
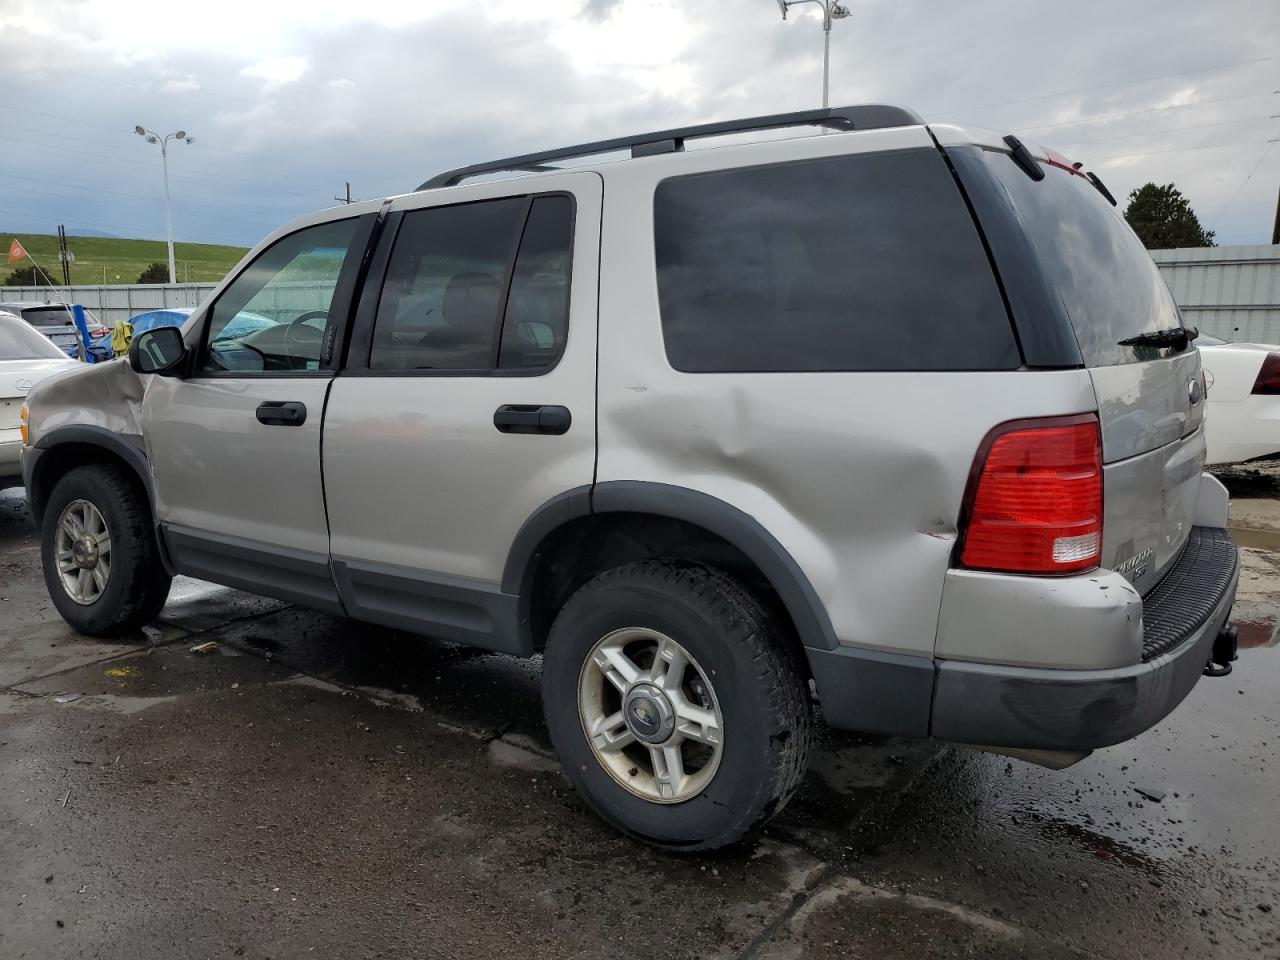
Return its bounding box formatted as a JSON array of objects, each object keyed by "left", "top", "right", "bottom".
[{"left": 7, "top": 238, "right": 27, "bottom": 264}]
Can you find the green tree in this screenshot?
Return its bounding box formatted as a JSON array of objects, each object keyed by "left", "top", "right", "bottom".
[
  {"left": 2, "top": 263, "right": 56, "bottom": 286},
  {"left": 137, "top": 261, "right": 170, "bottom": 284},
  {"left": 1123, "top": 183, "right": 1216, "bottom": 249}
]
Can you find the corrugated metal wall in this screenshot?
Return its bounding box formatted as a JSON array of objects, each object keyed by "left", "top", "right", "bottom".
[
  {"left": 5, "top": 244, "right": 1280, "bottom": 343},
  {"left": 0, "top": 284, "right": 217, "bottom": 327},
  {"left": 1152, "top": 244, "right": 1280, "bottom": 343}
]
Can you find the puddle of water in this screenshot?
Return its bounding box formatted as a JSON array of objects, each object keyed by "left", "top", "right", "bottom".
[{"left": 1227, "top": 525, "right": 1280, "bottom": 551}]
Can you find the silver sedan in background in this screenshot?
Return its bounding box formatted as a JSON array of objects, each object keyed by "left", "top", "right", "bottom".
[{"left": 0, "top": 311, "right": 78, "bottom": 488}]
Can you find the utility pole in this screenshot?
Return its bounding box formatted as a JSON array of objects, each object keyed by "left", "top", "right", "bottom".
[
  {"left": 57, "top": 225, "right": 71, "bottom": 286},
  {"left": 334, "top": 182, "right": 356, "bottom": 204},
  {"left": 1272, "top": 184, "right": 1279, "bottom": 246}
]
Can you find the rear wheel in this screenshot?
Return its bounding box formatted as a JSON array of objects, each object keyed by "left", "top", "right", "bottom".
[
  {"left": 41, "top": 464, "right": 171, "bottom": 636},
  {"left": 542, "top": 560, "right": 811, "bottom": 851}
]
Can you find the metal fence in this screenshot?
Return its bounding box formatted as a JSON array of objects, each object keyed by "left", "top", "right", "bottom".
[
  {"left": 5, "top": 244, "right": 1280, "bottom": 343},
  {"left": 0, "top": 283, "right": 218, "bottom": 327},
  {"left": 1152, "top": 244, "right": 1280, "bottom": 343}
]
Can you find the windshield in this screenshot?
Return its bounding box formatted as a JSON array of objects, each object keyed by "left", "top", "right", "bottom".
[
  {"left": 0, "top": 315, "right": 70, "bottom": 360},
  {"left": 983, "top": 154, "right": 1182, "bottom": 366}
]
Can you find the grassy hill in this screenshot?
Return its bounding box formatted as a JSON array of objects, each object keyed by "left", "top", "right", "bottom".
[{"left": 2, "top": 232, "right": 248, "bottom": 286}]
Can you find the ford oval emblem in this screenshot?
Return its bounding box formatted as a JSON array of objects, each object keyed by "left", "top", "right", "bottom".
[
  {"left": 1188, "top": 378, "right": 1202, "bottom": 405},
  {"left": 14, "top": 378, "right": 33, "bottom": 393}
]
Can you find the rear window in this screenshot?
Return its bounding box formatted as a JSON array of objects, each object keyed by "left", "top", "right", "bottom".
[
  {"left": 21, "top": 306, "right": 75, "bottom": 328},
  {"left": 653, "top": 148, "right": 1018, "bottom": 373},
  {"left": 982, "top": 156, "right": 1181, "bottom": 367}
]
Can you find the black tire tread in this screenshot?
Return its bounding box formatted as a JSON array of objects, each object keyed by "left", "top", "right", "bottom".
[
  {"left": 550, "top": 559, "right": 812, "bottom": 851},
  {"left": 42, "top": 463, "right": 171, "bottom": 636}
]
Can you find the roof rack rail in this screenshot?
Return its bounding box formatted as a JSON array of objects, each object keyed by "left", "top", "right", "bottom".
[{"left": 418, "top": 104, "right": 923, "bottom": 190}]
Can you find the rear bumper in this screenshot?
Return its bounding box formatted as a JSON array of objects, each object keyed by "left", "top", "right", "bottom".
[
  {"left": 930, "top": 526, "right": 1239, "bottom": 751},
  {"left": 807, "top": 525, "right": 1239, "bottom": 752}
]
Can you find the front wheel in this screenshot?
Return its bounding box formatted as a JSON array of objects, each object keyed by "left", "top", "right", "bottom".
[
  {"left": 41, "top": 464, "right": 172, "bottom": 636},
  {"left": 542, "top": 560, "right": 811, "bottom": 851}
]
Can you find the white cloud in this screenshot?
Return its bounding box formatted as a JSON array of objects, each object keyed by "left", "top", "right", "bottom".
[
  {"left": 240, "top": 56, "right": 309, "bottom": 89},
  {"left": 0, "top": 0, "right": 1277, "bottom": 246},
  {"left": 162, "top": 75, "right": 201, "bottom": 93}
]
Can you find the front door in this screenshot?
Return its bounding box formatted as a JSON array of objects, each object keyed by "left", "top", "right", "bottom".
[
  {"left": 322, "top": 172, "right": 601, "bottom": 650},
  {"left": 143, "top": 213, "right": 374, "bottom": 610}
]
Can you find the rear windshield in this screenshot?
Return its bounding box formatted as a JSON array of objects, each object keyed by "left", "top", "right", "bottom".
[
  {"left": 653, "top": 148, "right": 1018, "bottom": 372},
  {"left": 982, "top": 155, "right": 1181, "bottom": 367},
  {"left": 0, "top": 316, "right": 69, "bottom": 360},
  {"left": 21, "top": 306, "right": 76, "bottom": 328}
]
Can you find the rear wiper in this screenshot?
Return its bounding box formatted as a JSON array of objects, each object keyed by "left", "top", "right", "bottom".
[{"left": 1118, "top": 327, "right": 1197, "bottom": 350}]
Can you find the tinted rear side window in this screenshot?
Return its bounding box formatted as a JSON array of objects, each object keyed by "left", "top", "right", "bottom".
[
  {"left": 653, "top": 148, "right": 1018, "bottom": 372},
  {"left": 982, "top": 156, "right": 1181, "bottom": 367}
]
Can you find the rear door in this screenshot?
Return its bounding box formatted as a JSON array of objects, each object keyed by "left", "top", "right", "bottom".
[
  {"left": 973, "top": 150, "right": 1204, "bottom": 592},
  {"left": 322, "top": 172, "right": 601, "bottom": 651}
]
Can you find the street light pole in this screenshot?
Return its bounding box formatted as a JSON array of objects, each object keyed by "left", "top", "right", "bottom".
[
  {"left": 778, "top": 0, "right": 852, "bottom": 110},
  {"left": 135, "top": 125, "right": 194, "bottom": 284}
]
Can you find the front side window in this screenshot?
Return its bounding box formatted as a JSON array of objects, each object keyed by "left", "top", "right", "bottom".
[
  {"left": 653, "top": 148, "right": 1018, "bottom": 373},
  {"left": 369, "top": 194, "right": 574, "bottom": 372},
  {"left": 199, "top": 218, "right": 359, "bottom": 374}
]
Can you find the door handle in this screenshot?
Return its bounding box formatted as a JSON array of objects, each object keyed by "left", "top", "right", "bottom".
[
  {"left": 256, "top": 401, "right": 307, "bottom": 427},
  {"left": 493, "top": 404, "right": 571, "bottom": 436}
]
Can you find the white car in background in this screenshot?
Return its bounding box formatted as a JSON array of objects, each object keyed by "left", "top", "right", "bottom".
[
  {"left": 1, "top": 312, "right": 78, "bottom": 488},
  {"left": 1198, "top": 334, "right": 1280, "bottom": 465}
]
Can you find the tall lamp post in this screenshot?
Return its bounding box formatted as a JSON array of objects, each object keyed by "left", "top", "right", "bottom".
[
  {"left": 777, "top": 0, "right": 852, "bottom": 109},
  {"left": 134, "top": 125, "right": 194, "bottom": 283}
]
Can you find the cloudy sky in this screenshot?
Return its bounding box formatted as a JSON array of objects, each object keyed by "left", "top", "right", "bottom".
[{"left": 1, "top": 0, "right": 1276, "bottom": 248}]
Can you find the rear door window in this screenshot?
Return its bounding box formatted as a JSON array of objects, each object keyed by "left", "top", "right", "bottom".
[
  {"left": 981, "top": 156, "right": 1182, "bottom": 367},
  {"left": 653, "top": 148, "right": 1018, "bottom": 372},
  {"left": 369, "top": 194, "right": 574, "bottom": 372}
]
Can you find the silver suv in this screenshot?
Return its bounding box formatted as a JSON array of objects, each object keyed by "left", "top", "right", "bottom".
[{"left": 20, "top": 106, "right": 1240, "bottom": 850}]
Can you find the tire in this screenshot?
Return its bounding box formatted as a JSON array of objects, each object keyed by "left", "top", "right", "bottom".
[
  {"left": 40, "top": 463, "right": 172, "bottom": 637},
  {"left": 542, "top": 560, "right": 811, "bottom": 851}
]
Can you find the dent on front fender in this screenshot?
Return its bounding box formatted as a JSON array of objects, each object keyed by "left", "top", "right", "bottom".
[{"left": 27, "top": 358, "right": 146, "bottom": 444}]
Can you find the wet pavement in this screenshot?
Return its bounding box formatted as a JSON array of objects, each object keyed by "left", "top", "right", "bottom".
[{"left": 0, "top": 479, "right": 1277, "bottom": 960}]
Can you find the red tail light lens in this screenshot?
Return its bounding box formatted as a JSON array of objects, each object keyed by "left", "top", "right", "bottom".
[
  {"left": 1251, "top": 354, "right": 1280, "bottom": 395},
  {"left": 959, "top": 415, "right": 1103, "bottom": 575}
]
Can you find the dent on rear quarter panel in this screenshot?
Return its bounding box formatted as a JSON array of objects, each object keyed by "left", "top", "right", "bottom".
[{"left": 26, "top": 359, "right": 145, "bottom": 442}]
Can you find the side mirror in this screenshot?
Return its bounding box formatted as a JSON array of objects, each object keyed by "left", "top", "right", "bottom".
[{"left": 129, "top": 326, "right": 188, "bottom": 376}]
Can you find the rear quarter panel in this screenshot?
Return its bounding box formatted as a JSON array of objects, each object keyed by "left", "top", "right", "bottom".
[{"left": 595, "top": 132, "right": 1100, "bottom": 657}]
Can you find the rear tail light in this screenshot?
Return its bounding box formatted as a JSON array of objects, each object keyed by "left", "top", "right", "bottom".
[
  {"left": 1251, "top": 353, "right": 1280, "bottom": 395},
  {"left": 958, "top": 415, "right": 1103, "bottom": 575}
]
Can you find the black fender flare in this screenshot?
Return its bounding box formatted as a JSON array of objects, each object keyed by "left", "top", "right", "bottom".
[
  {"left": 28, "top": 426, "right": 155, "bottom": 527},
  {"left": 502, "top": 480, "right": 840, "bottom": 651}
]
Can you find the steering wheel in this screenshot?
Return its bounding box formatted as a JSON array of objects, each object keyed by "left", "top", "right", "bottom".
[{"left": 283, "top": 311, "right": 329, "bottom": 368}]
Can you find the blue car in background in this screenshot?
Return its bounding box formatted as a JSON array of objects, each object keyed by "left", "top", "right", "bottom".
[{"left": 127, "top": 308, "right": 276, "bottom": 344}]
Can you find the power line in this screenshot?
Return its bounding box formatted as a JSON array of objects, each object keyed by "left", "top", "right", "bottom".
[
  {"left": 1017, "top": 92, "right": 1270, "bottom": 134},
  {"left": 1210, "top": 138, "right": 1279, "bottom": 230},
  {"left": 936, "top": 54, "right": 1278, "bottom": 116},
  {"left": 1090, "top": 138, "right": 1260, "bottom": 162}
]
